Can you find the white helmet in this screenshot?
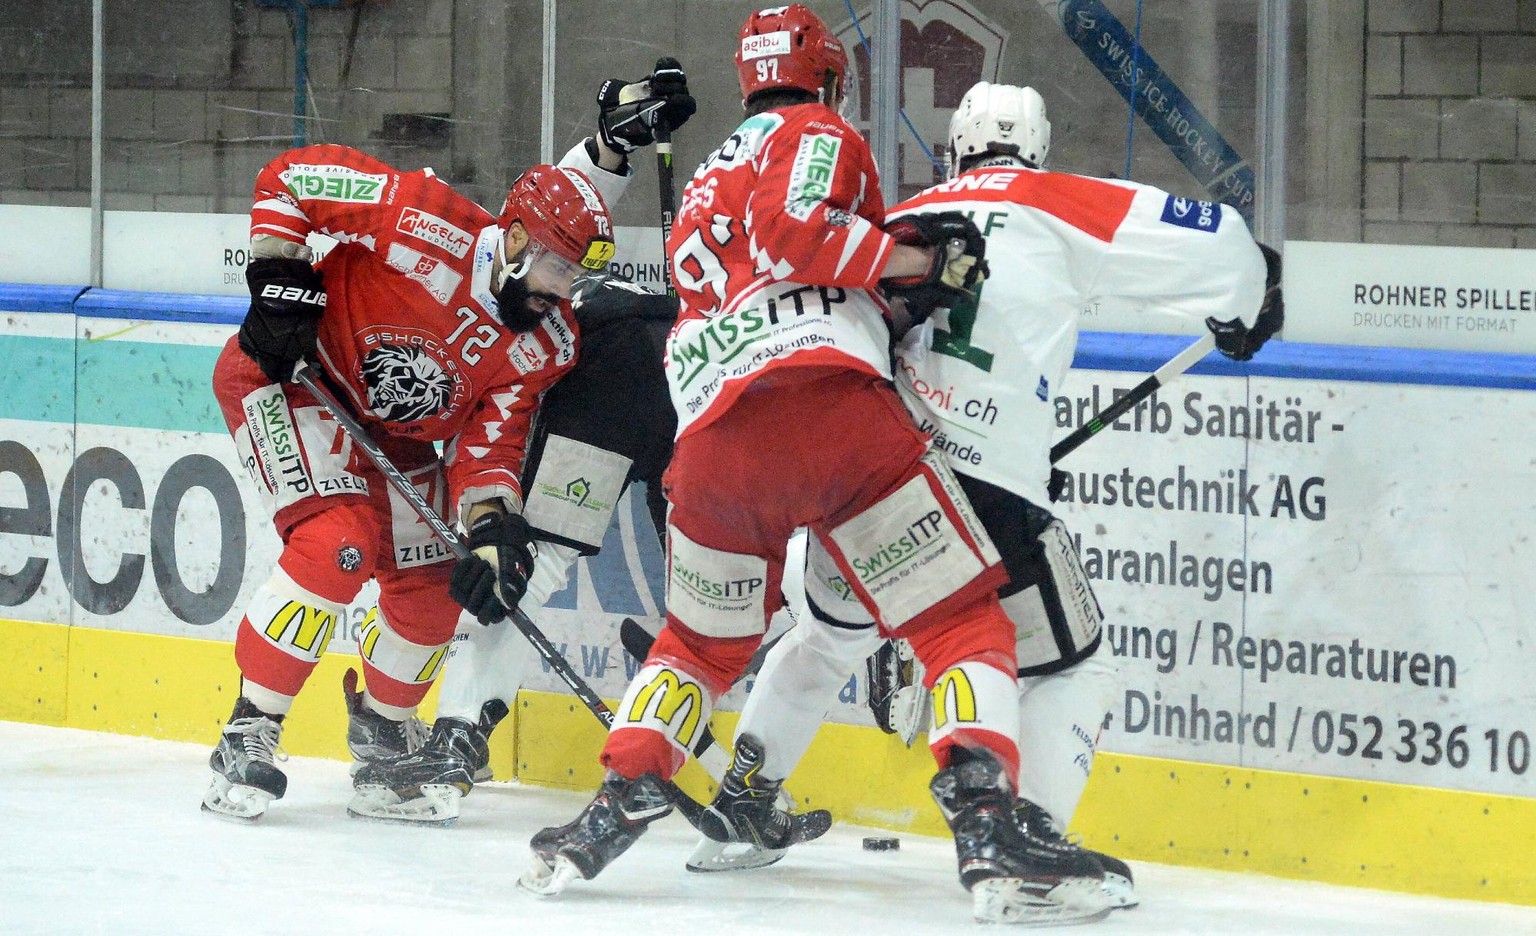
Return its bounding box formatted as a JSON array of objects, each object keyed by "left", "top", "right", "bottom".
[{"left": 947, "top": 81, "right": 1051, "bottom": 177}]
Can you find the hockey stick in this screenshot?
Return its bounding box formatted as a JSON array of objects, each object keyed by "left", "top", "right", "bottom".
[
  {"left": 652, "top": 117, "right": 677, "bottom": 296},
  {"left": 1049, "top": 332, "right": 1215, "bottom": 464},
  {"left": 291, "top": 364, "right": 709, "bottom": 827}
]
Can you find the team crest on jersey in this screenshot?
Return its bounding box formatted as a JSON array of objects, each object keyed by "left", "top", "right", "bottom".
[
  {"left": 824, "top": 207, "right": 854, "bottom": 227},
  {"left": 357, "top": 326, "right": 467, "bottom": 424}
]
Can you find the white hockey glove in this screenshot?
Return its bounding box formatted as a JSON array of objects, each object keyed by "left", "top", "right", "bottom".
[
  {"left": 866, "top": 638, "right": 929, "bottom": 746},
  {"left": 596, "top": 57, "right": 697, "bottom": 153}
]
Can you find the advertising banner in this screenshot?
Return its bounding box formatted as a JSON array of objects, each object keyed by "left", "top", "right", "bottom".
[
  {"left": 2, "top": 298, "right": 1533, "bottom": 800},
  {"left": 1285, "top": 240, "right": 1536, "bottom": 355},
  {"left": 88, "top": 212, "right": 668, "bottom": 299},
  {"left": 1050, "top": 367, "right": 1536, "bottom": 797}
]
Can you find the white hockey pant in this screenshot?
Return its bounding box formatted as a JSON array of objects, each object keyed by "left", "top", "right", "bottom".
[
  {"left": 734, "top": 611, "right": 884, "bottom": 781},
  {"left": 1016, "top": 648, "right": 1119, "bottom": 830},
  {"left": 433, "top": 541, "right": 582, "bottom": 722}
]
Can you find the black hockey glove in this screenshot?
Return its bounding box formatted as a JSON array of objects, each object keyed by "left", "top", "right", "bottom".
[
  {"left": 883, "top": 211, "right": 989, "bottom": 290},
  {"left": 596, "top": 57, "right": 698, "bottom": 154},
  {"left": 238, "top": 257, "right": 327, "bottom": 384},
  {"left": 449, "top": 511, "right": 536, "bottom": 626},
  {"left": 1206, "top": 242, "right": 1284, "bottom": 362},
  {"left": 881, "top": 212, "right": 990, "bottom": 324}
]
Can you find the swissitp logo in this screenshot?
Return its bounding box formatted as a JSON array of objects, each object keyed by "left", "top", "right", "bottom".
[{"left": 397, "top": 208, "right": 474, "bottom": 258}]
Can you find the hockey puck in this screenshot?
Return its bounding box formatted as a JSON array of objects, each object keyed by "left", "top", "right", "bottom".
[{"left": 862, "top": 836, "right": 900, "bottom": 852}]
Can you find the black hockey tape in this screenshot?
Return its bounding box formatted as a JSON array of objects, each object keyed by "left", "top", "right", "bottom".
[{"left": 862, "top": 836, "right": 900, "bottom": 852}]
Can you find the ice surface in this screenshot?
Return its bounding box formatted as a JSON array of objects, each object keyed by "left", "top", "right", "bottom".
[{"left": 2, "top": 722, "right": 1533, "bottom": 935}]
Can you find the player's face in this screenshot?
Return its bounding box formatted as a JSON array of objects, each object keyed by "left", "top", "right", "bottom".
[
  {"left": 520, "top": 242, "right": 579, "bottom": 302},
  {"left": 494, "top": 227, "right": 571, "bottom": 330}
]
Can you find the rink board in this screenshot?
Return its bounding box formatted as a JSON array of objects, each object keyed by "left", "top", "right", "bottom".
[
  {"left": 2, "top": 284, "right": 1535, "bottom": 905},
  {"left": 2, "top": 617, "right": 1532, "bottom": 906}
]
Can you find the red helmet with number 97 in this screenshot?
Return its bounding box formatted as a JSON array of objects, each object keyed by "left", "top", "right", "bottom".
[
  {"left": 735, "top": 4, "right": 849, "bottom": 104},
  {"left": 497, "top": 165, "right": 616, "bottom": 274}
]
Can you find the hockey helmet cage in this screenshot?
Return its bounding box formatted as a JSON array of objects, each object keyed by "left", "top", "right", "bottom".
[
  {"left": 497, "top": 165, "right": 616, "bottom": 273},
  {"left": 947, "top": 82, "right": 1051, "bottom": 176},
  {"left": 736, "top": 4, "right": 849, "bottom": 103}
]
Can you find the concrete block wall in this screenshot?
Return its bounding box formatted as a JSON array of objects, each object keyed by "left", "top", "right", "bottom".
[
  {"left": 0, "top": 1, "right": 509, "bottom": 212},
  {"left": 1362, "top": 2, "right": 1536, "bottom": 248},
  {"left": 4, "top": 2, "right": 1533, "bottom": 247}
]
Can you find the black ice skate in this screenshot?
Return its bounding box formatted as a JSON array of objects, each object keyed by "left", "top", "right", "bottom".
[
  {"left": 347, "top": 699, "right": 509, "bottom": 827},
  {"left": 341, "top": 668, "right": 428, "bottom": 775},
  {"left": 1014, "top": 800, "right": 1139, "bottom": 911},
  {"left": 688, "top": 734, "right": 833, "bottom": 873},
  {"left": 518, "top": 771, "right": 673, "bottom": 896},
  {"left": 930, "top": 752, "right": 1112, "bottom": 925},
  {"left": 201, "top": 697, "right": 287, "bottom": 822},
  {"left": 1092, "top": 850, "right": 1137, "bottom": 909}
]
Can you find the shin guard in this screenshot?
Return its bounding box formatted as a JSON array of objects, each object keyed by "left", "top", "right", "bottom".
[
  {"left": 235, "top": 567, "right": 345, "bottom": 699},
  {"left": 357, "top": 610, "right": 451, "bottom": 710},
  {"left": 603, "top": 660, "right": 715, "bottom": 781},
  {"left": 907, "top": 597, "right": 1020, "bottom": 781}
]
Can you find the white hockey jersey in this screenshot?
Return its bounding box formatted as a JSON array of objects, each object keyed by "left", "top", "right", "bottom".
[{"left": 888, "top": 166, "right": 1267, "bottom": 507}]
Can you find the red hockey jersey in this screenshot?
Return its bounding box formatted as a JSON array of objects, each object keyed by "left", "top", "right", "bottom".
[
  {"left": 664, "top": 103, "right": 899, "bottom": 436},
  {"left": 248, "top": 142, "right": 628, "bottom": 520}
]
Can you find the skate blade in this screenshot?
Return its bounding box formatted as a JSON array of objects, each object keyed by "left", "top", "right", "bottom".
[
  {"left": 972, "top": 876, "right": 1113, "bottom": 926},
  {"left": 685, "top": 836, "right": 787, "bottom": 873},
  {"left": 518, "top": 854, "right": 582, "bottom": 896},
  {"left": 201, "top": 772, "right": 275, "bottom": 822},
  {"left": 1103, "top": 869, "right": 1138, "bottom": 909},
  {"left": 346, "top": 783, "right": 461, "bottom": 827}
]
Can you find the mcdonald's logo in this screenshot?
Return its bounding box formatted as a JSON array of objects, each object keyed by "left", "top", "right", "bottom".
[
  {"left": 626, "top": 668, "right": 704, "bottom": 747},
  {"left": 263, "top": 600, "right": 336, "bottom": 655},
  {"left": 931, "top": 667, "right": 978, "bottom": 729}
]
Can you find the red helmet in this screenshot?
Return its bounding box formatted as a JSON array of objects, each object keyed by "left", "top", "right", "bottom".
[
  {"left": 735, "top": 4, "right": 848, "bottom": 102},
  {"left": 497, "top": 165, "right": 616, "bottom": 272}
]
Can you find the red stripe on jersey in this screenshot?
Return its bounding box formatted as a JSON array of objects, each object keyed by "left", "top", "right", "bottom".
[{"left": 898, "top": 169, "right": 1135, "bottom": 243}]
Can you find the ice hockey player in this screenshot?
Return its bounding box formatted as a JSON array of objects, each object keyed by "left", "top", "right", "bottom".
[
  {"left": 714, "top": 80, "right": 1285, "bottom": 916},
  {"left": 346, "top": 269, "right": 681, "bottom": 821},
  {"left": 519, "top": 6, "right": 1110, "bottom": 925},
  {"left": 350, "top": 269, "right": 825, "bottom": 852},
  {"left": 201, "top": 60, "right": 695, "bottom": 824}
]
